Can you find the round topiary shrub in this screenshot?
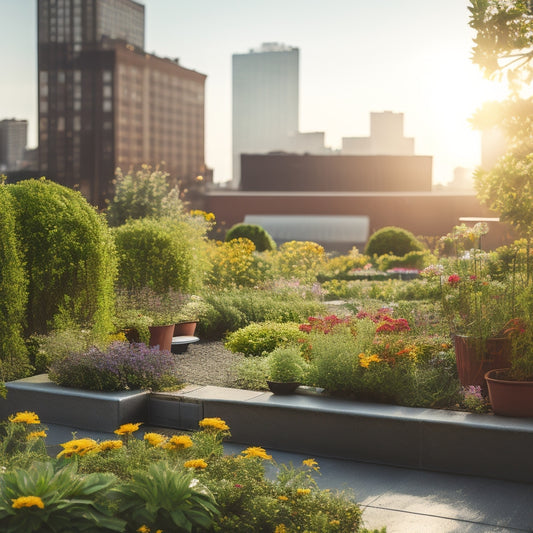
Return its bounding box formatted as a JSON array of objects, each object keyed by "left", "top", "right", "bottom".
[
  {"left": 225, "top": 223, "right": 276, "bottom": 252},
  {"left": 113, "top": 217, "right": 194, "bottom": 294},
  {"left": 224, "top": 321, "right": 302, "bottom": 356},
  {"left": 7, "top": 178, "right": 117, "bottom": 336},
  {"left": 0, "top": 184, "right": 30, "bottom": 380},
  {"left": 364, "top": 226, "right": 424, "bottom": 257}
]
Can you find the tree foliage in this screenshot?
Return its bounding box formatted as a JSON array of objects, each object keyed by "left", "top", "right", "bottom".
[
  {"left": 364, "top": 226, "right": 424, "bottom": 258},
  {"left": 107, "top": 165, "right": 185, "bottom": 226},
  {"left": 470, "top": 0, "right": 533, "bottom": 241}
]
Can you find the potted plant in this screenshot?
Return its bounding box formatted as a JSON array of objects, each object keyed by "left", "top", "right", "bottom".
[
  {"left": 173, "top": 295, "right": 207, "bottom": 337},
  {"left": 485, "top": 286, "right": 533, "bottom": 417},
  {"left": 432, "top": 223, "right": 516, "bottom": 388},
  {"left": 115, "top": 288, "right": 184, "bottom": 351},
  {"left": 266, "top": 346, "right": 308, "bottom": 395}
]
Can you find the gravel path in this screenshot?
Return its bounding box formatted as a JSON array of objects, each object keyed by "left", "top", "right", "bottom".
[{"left": 173, "top": 341, "right": 246, "bottom": 387}]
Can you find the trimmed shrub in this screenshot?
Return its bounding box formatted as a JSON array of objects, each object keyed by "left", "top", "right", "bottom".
[
  {"left": 376, "top": 250, "right": 435, "bottom": 271},
  {"left": 8, "top": 179, "right": 116, "bottom": 336},
  {"left": 49, "top": 341, "right": 180, "bottom": 391},
  {"left": 224, "top": 322, "right": 302, "bottom": 356},
  {"left": 0, "top": 185, "right": 30, "bottom": 380},
  {"left": 268, "top": 345, "right": 308, "bottom": 382},
  {"left": 364, "top": 226, "right": 424, "bottom": 257},
  {"left": 225, "top": 223, "right": 277, "bottom": 252},
  {"left": 113, "top": 217, "right": 195, "bottom": 294}
]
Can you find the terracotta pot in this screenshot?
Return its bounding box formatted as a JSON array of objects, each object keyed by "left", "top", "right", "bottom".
[
  {"left": 267, "top": 381, "right": 300, "bottom": 395},
  {"left": 174, "top": 321, "right": 198, "bottom": 337},
  {"left": 485, "top": 369, "right": 533, "bottom": 417},
  {"left": 454, "top": 335, "right": 511, "bottom": 388},
  {"left": 148, "top": 324, "right": 175, "bottom": 352}
]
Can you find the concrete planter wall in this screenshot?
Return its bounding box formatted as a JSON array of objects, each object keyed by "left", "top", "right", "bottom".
[{"left": 0, "top": 375, "right": 150, "bottom": 432}]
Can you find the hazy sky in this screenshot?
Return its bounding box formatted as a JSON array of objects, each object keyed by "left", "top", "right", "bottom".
[{"left": 0, "top": 0, "right": 508, "bottom": 184}]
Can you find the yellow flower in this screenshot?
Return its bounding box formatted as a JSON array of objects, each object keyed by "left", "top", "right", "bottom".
[
  {"left": 137, "top": 526, "right": 150, "bottom": 533},
  {"left": 241, "top": 446, "right": 272, "bottom": 460},
  {"left": 114, "top": 422, "right": 142, "bottom": 435},
  {"left": 163, "top": 435, "right": 193, "bottom": 450},
  {"left": 27, "top": 430, "right": 47, "bottom": 440},
  {"left": 144, "top": 432, "right": 168, "bottom": 447},
  {"left": 9, "top": 411, "right": 40, "bottom": 424},
  {"left": 277, "top": 495, "right": 289, "bottom": 501},
  {"left": 358, "top": 353, "right": 381, "bottom": 368},
  {"left": 98, "top": 440, "right": 123, "bottom": 451},
  {"left": 184, "top": 459, "right": 208, "bottom": 469},
  {"left": 330, "top": 519, "right": 340, "bottom": 526},
  {"left": 274, "top": 525, "right": 288, "bottom": 533},
  {"left": 198, "top": 417, "right": 229, "bottom": 431},
  {"left": 302, "top": 458, "right": 319, "bottom": 470},
  {"left": 57, "top": 438, "right": 99, "bottom": 458},
  {"left": 296, "top": 488, "right": 311, "bottom": 495},
  {"left": 11, "top": 496, "right": 44, "bottom": 509}
]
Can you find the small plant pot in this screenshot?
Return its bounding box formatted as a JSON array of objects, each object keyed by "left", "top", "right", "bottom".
[
  {"left": 174, "top": 321, "right": 198, "bottom": 336},
  {"left": 485, "top": 368, "right": 533, "bottom": 417},
  {"left": 148, "top": 324, "right": 175, "bottom": 352},
  {"left": 267, "top": 381, "right": 300, "bottom": 395}
]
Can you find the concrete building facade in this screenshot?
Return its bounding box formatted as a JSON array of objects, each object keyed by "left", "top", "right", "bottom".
[
  {"left": 38, "top": 0, "right": 207, "bottom": 207},
  {"left": 342, "top": 111, "right": 414, "bottom": 156},
  {"left": 240, "top": 153, "right": 432, "bottom": 192},
  {"left": 232, "top": 43, "right": 299, "bottom": 186},
  {"left": 0, "top": 119, "right": 28, "bottom": 171}
]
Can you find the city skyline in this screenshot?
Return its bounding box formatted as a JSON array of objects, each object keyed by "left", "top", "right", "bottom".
[{"left": 1, "top": 0, "right": 508, "bottom": 185}]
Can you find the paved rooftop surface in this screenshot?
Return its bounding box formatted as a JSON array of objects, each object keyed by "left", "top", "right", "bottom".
[{"left": 44, "top": 423, "right": 533, "bottom": 533}]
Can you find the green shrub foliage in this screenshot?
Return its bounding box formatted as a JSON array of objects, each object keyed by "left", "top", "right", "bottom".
[
  {"left": 113, "top": 217, "right": 194, "bottom": 294},
  {"left": 7, "top": 179, "right": 116, "bottom": 336},
  {"left": 365, "top": 226, "right": 424, "bottom": 257},
  {"left": 0, "top": 185, "right": 30, "bottom": 380},
  {"left": 225, "top": 223, "right": 277, "bottom": 251},
  {"left": 224, "top": 322, "right": 302, "bottom": 356}
]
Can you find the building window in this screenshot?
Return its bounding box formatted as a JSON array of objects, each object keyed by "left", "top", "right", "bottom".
[
  {"left": 103, "top": 100, "right": 112, "bottom": 113},
  {"left": 103, "top": 70, "right": 113, "bottom": 83}
]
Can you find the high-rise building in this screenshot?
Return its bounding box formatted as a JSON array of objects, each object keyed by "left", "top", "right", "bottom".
[
  {"left": 232, "top": 43, "right": 299, "bottom": 187},
  {"left": 342, "top": 111, "right": 414, "bottom": 156},
  {"left": 0, "top": 119, "right": 28, "bottom": 171},
  {"left": 38, "top": 0, "right": 207, "bottom": 207}
]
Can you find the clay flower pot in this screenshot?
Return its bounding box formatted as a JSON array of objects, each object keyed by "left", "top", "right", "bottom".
[
  {"left": 148, "top": 324, "right": 175, "bottom": 352},
  {"left": 485, "top": 369, "right": 533, "bottom": 417}
]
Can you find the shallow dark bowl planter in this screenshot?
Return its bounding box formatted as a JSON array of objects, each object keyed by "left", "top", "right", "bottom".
[
  {"left": 267, "top": 381, "right": 300, "bottom": 395},
  {"left": 174, "top": 321, "right": 198, "bottom": 336},
  {"left": 485, "top": 368, "right": 533, "bottom": 418}
]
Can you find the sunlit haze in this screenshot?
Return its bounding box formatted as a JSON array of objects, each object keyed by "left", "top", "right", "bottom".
[{"left": 0, "top": 0, "right": 509, "bottom": 184}]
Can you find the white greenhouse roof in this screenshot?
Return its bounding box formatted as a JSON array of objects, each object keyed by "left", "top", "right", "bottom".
[{"left": 243, "top": 215, "right": 369, "bottom": 244}]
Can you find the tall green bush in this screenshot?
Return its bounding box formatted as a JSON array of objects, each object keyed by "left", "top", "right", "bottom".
[
  {"left": 365, "top": 226, "right": 424, "bottom": 257},
  {"left": 113, "top": 217, "right": 195, "bottom": 293},
  {"left": 107, "top": 165, "right": 183, "bottom": 226},
  {"left": 7, "top": 179, "right": 116, "bottom": 336},
  {"left": 225, "top": 223, "right": 277, "bottom": 251},
  {"left": 0, "top": 185, "right": 30, "bottom": 380}
]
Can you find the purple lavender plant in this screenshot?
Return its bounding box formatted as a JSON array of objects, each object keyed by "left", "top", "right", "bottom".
[{"left": 49, "top": 341, "right": 180, "bottom": 392}]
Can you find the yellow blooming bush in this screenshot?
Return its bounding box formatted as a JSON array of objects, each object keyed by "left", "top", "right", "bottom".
[
  {"left": 57, "top": 438, "right": 99, "bottom": 458},
  {"left": 184, "top": 458, "right": 208, "bottom": 469},
  {"left": 144, "top": 432, "right": 168, "bottom": 448},
  {"left": 164, "top": 435, "right": 193, "bottom": 451},
  {"left": 274, "top": 240, "right": 326, "bottom": 283}
]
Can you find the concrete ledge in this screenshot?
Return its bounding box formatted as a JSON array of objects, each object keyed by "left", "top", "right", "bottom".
[
  {"left": 0, "top": 375, "right": 150, "bottom": 432},
  {"left": 151, "top": 386, "right": 533, "bottom": 484}
]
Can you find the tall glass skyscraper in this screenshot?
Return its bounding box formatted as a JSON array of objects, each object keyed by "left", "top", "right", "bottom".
[{"left": 232, "top": 43, "right": 299, "bottom": 187}]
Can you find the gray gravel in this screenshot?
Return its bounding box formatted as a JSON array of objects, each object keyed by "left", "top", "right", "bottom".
[{"left": 173, "top": 341, "right": 246, "bottom": 387}]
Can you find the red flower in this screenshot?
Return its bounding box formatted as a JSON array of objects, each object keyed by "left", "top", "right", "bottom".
[{"left": 448, "top": 274, "right": 461, "bottom": 285}]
